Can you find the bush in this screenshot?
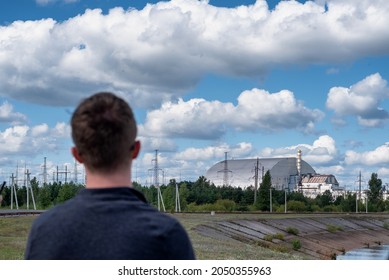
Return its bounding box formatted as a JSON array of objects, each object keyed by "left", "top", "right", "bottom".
[
  {"left": 309, "top": 204, "right": 321, "bottom": 212},
  {"left": 264, "top": 234, "right": 274, "bottom": 242},
  {"left": 263, "top": 233, "right": 284, "bottom": 242},
  {"left": 327, "top": 224, "right": 343, "bottom": 233},
  {"left": 383, "top": 222, "right": 389, "bottom": 230},
  {"left": 185, "top": 199, "right": 236, "bottom": 212},
  {"left": 323, "top": 205, "right": 340, "bottom": 212},
  {"left": 273, "top": 233, "right": 285, "bottom": 241},
  {"left": 286, "top": 227, "right": 299, "bottom": 235},
  {"left": 292, "top": 239, "right": 301, "bottom": 250},
  {"left": 215, "top": 199, "right": 236, "bottom": 211},
  {"left": 287, "top": 200, "right": 307, "bottom": 212}
]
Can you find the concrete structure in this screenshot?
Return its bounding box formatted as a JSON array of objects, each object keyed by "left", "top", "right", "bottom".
[
  {"left": 205, "top": 157, "right": 316, "bottom": 191},
  {"left": 300, "top": 174, "right": 344, "bottom": 199}
]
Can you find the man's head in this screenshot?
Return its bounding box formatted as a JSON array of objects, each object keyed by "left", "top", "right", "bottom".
[{"left": 71, "top": 92, "right": 139, "bottom": 173}]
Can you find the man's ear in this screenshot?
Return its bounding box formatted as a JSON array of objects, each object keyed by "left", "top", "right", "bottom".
[
  {"left": 71, "top": 147, "right": 84, "bottom": 163},
  {"left": 131, "top": 141, "right": 141, "bottom": 159}
]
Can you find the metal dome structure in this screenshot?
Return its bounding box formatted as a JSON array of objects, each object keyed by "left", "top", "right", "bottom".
[{"left": 205, "top": 157, "right": 316, "bottom": 191}]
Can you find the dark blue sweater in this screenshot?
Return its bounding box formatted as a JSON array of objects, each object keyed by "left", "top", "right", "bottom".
[{"left": 25, "top": 187, "right": 195, "bottom": 260}]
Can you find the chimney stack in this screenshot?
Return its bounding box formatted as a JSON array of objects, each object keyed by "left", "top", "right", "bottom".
[{"left": 297, "top": 149, "right": 302, "bottom": 177}]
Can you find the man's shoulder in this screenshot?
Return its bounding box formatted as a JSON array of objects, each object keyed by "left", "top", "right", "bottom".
[{"left": 32, "top": 197, "right": 79, "bottom": 226}]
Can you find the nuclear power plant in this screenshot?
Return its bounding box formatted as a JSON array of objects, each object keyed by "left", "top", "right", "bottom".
[{"left": 205, "top": 150, "right": 314, "bottom": 191}]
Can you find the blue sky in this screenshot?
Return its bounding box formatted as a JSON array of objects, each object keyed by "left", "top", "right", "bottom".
[{"left": 1, "top": 0, "right": 389, "bottom": 190}]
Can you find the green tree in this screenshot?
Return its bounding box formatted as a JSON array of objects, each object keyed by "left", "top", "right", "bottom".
[
  {"left": 257, "top": 170, "right": 272, "bottom": 211},
  {"left": 340, "top": 192, "right": 356, "bottom": 212},
  {"left": 187, "top": 176, "right": 217, "bottom": 205},
  {"left": 241, "top": 186, "right": 254, "bottom": 206},
  {"left": 367, "top": 173, "right": 384, "bottom": 211},
  {"left": 162, "top": 180, "right": 176, "bottom": 211},
  {"left": 57, "top": 182, "right": 83, "bottom": 203},
  {"left": 37, "top": 185, "right": 52, "bottom": 209},
  {"left": 1, "top": 186, "right": 11, "bottom": 207},
  {"left": 316, "top": 190, "right": 333, "bottom": 208},
  {"left": 178, "top": 182, "right": 189, "bottom": 211}
]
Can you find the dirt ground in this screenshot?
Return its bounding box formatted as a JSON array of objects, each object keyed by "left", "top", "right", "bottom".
[{"left": 191, "top": 213, "right": 389, "bottom": 259}]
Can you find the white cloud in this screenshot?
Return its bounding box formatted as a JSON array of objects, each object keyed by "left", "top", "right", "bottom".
[
  {"left": 0, "top": 122, "right": 70, "bottom": 157},
  {"left": 233, "top": 89, "right": 324, "bottom": 133},
  {"left": 345, "top": 142, "right": 389, "bottom": 166},
  {"left": 0, "top": 126, "right": 29, "bottom": 154},
  {"left": 315, "top": 165, "right": 345, "bottom": 176},
  {"left": 31, "top": 123, "right": 49, "bottom": 137},
  {"left": 1, "top": 0, "right": 389, "bottom": 107},
  {"left": 0, "top": 101, "right": 27, "bottom": 124},
  {"left": 259, "top": 135, "right": 338, "bottom": 166},
  {"left": 174, "top": 142, "right": 253, "bottom": 162},
  {"left": 138, "top": 136, "right": 178, "bottom": 152},
  {"left": 377, "top": 167, "right": 389, "bottom": 177},
  {"left": 52, "top": 122, "right": 71, "bottom": 138},
  {"left": 326, "top": 73, "right": 389, "bottom": 127},
  {"left": 140, "top": 98, "right": 234, "bottom": 139},
  {"left": 141, "top": 88, "right": 323, "bottom": 139}
]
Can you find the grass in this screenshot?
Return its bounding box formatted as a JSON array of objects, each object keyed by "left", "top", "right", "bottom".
[
  {"left": 0, "top": 213, "right": 304, "bottom": 260},
  {"left": 264, "top": 233, "right": 285, "bottom": 242},
  {"left": 2, "top": 212, "right": 388, "bottom": 260},
  {"left": 0, "top": 216, "right": 36, "bottom": 259},
  {"left": 286, "top": 227, "right": 299, "bottom": 235},
  {"left": 326, "top": 224, "right": 343, "bottom": 233}
]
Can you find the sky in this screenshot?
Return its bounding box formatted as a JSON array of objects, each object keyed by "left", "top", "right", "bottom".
[{"left": 0, "top": 0, "right": 389, "bottom": 190}]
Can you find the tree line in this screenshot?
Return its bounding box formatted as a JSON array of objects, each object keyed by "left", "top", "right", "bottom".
[{"left": 1, "top": 172, "right": 388, "bottom": 212}]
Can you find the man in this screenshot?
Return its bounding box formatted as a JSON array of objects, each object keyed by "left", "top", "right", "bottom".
[{"left": 25, "top": 92, "right": 195, "bottom": 260}]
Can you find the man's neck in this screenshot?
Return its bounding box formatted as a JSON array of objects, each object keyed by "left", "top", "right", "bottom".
[{"left": 85, "top": 167, "right": 132, "bottom": 189}]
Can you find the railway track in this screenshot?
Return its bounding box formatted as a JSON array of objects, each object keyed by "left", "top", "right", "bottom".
[{"left": 0, "top": 210, "right": 44, "bottom": 217}]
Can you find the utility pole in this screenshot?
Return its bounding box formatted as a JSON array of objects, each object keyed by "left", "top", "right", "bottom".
[
  {"left": 285, "top": 177, "right": 288, "bottom": 213},
  {"left": 10, "top": 173, "right": 19, "bottom": 210},
  {"left": 175, "top": 183, "right": 181, "bottom": 213},
  {"left": 43, "top": 157, "right": 47, "bottom": 185},
  {"left": 25, "top": 169, "right": 36, "bottom": 210},
  {"left": 254, "top": 158, "right": 259, "bottom": 204}
]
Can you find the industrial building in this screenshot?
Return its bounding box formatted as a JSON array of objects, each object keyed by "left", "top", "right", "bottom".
[
  {"left": 205, "top": 150, "right": 316, "bottom": 192},
  {"left": 299, "top": 174, "right": 344, "bottom": 199}
]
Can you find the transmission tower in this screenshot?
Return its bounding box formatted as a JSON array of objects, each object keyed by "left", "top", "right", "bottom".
[
  {"left": 355, "top": 171, "right": 364, "bottom": 213},
  {"left": 56, "top": 165, "right": 70, "bottom": 183},
  {"left": 253, "top": 158, "right": 259, "bottom": 204},
  {"left": 218, "top": 152, "right": 232, "bottom": 186},
  {"left": 149, "top": 150, "right": 165, "bottom": 211}
]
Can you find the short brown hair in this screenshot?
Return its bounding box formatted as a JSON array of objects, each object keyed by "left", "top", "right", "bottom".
[{"left": 71, "top": 92, "right": 137, "bottom": 172}]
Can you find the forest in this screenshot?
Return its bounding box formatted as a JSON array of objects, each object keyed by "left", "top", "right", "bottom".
[{"left": 1, "top": 172, "right": 389, "bottom": 213}]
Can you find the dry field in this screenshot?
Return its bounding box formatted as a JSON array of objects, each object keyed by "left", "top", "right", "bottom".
[{"left": 1, "top": 212, "right": 389, "bottom": 260}]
